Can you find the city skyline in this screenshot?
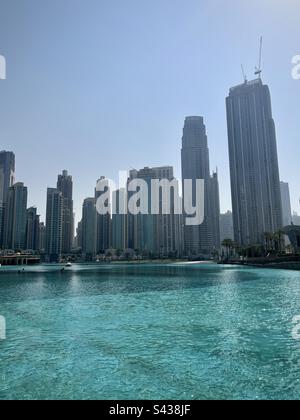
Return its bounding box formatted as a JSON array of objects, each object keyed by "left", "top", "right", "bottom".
[
  {"left": 1, "top": 132, "right": 297, "bottom": 260},
  {"left": 0, "top": 0, "right": 299, "bottom": 224},
  {"left": 1, "top": 88, "right": 299, "bottom": 226},
  {"left": 0, "top": 103, "right": 298, "bottom": 229},
  {"left": 1, "top": 1, "right": 300, "bottom": 404}
]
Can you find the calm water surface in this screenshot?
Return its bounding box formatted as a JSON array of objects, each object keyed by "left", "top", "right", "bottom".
[{"left": 0, "top": 263, "right": 300, "bottom": 400}]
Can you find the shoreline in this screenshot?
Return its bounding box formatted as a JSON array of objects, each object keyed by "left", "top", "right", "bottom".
[
  {"left": 222, "top": 260, "right": 300, "bottom": 271},
  {"left": 1, "top": 257, "right": 300, "bottom": 272}
]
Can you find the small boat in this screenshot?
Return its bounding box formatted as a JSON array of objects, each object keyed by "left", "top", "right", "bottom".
[{"left": 65, "top": 262, "right": 72, "bottom": 267}]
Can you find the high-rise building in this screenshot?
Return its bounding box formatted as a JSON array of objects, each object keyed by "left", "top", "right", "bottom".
[
  {"left": 0, "top": 205, "right": 4, "bottom": 249},
  {"left": 57, "top": 170, "right": 73, "bottom": 254},
  {"left": 280, "top": 182, "right": 292, "bottom": 227},
  {"left": 25, "top": 207, "right": 40, "bottom": 251},
  {"left": 292, "top": 212, "right": 300, "bottom": 226},
  {"left": 220, "top": 211, "right": 234, "bottom": 243},
  {"left": 226, "top": 78, "right": 283, "bottom": 246},
  {"left": 95, "top": 177, "right": 111, "bottom": 254},
  {"left": 112, "top": 189, "right": 127, "bottom": 251},
  {"left": 45, "top": 188, "right": 63, "bottom": 262},
  {"left": 181, "top": 116, "right": 218, "bottom": 256},
  {"left": 39, "top": 222, "right": 46, "bottom": 252},
  {"left": 0, "top": 151, "right": 15, "bottom": 204},
  {"left": 210, "top": 171, "right": 221, "bottom": 250},
  {"left": 128, "top": 166, "right": 183, "bottom": 257},
  {"left": 81, "top": 198, "right": 97, "bottom": 260},
  {"left": 75, "top": 220, "right": 83, "bottom": 249},
  {"left": 0, "top": 151, "right": 15, "bottom": 247},
  {"left": 3, "top": 182, "right": 28, "bottom": 250}
]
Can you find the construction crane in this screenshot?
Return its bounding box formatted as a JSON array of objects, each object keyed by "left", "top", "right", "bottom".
[
  {"left": 241, "top": 64, "right": 247, "bottom": 83},
  {"left": 255, "top": 36, "right": 263, "bottom": 78}
]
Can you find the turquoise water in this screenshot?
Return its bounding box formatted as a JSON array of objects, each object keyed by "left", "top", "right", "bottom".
[{"left": 0, "top": 263, "right": 300, "bottom": 400}]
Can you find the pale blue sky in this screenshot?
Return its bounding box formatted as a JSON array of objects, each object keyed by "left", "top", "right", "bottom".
[{"left": 0, "top": 0, "right": 299, "bottom": 223}]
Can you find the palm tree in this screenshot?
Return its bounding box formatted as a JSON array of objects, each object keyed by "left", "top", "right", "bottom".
[
  {"left": 221, "top": 239, "right": 234, "bottom": 261},
  {"left": 275, "top": 229, "right": 285, "bottom": 254},
  {"left": 264, "top": 232, "right": 272, "bottom": 253}
]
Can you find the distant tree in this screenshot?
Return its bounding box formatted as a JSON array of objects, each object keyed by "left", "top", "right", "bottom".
[
  {"left": 221, "top": 239, "right": 235, "bottom": 260},
  {"left": 275, "top": 230, "right": 285, "bottom": 254},
  {"left": 264, "top": 232, "right": 273, "bottom": 253}
]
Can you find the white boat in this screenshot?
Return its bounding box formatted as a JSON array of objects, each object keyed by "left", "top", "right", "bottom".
[{"left": 65, "top": 262, "right": 72, "bottom": 267}]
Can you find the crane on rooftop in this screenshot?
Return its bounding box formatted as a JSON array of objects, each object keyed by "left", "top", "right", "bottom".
[{"left": 255, "top": 36, "right": 263, "bottom": 78}]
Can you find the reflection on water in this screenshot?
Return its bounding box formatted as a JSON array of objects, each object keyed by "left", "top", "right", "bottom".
[{"left": 0, "top": 264, "right": 300, "bottom": 400}]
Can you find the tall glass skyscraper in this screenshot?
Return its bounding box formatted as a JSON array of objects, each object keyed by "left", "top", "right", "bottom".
[
  {"left": 81, "top": 197, "right": 97, "bottom": 260},
  {"left": 0, "top": 151, "right": 15, "bottom": 247},
  {"left": 280, "top": 181, "right": 292, "bottom": 227},
  {"left": 45, "top": 188, "right": 63, "bottom": 262},
  {"left": 0, "top": 151, "right": 15, "bottom": 204},
  {"left": 181, "top": 117, "right": 219, "bottom": 256},
  {"left": 95, "top": 177, "right": 111, "bottom": 254},
  {"left": 210, "top": 171, "right": 221, "bottom": 250},
  {"left": 3, "top": 182, "right": 28, "bottom": 250},
  {"left": 57, "top": 170, "right": 73, "bottom": 254},
  {"left": 226, "top": 78, "right": 283, "bottom": 246}
]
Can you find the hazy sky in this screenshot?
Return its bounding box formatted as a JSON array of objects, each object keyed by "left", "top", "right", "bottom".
[{"left": 0, "top": 0, "right": 299, "bottom": 224}]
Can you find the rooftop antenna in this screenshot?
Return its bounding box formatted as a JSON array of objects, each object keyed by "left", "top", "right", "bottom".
[
  {"left": 241, "top": 64, "right": 247, "bottom": 83},
  {"left": 255, "top": 36, "right": 263, "bottom": 78}
]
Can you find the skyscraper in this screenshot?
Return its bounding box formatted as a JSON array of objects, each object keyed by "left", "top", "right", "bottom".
[
  {"left": 81, "top": 198, "right": 97, "bottom": 260},
  {"left": 39, "top": 222, "right": 46, "bottom": 252},
  {"left": 0, "top": 151, "right": 15, "bottom": 204},
  {"left": 210, "top": 171, "right": 221, "bottom": 250},
  {"left": 3, "top": 182, "right": 28, "bottom": 250},
  {"left": 0, "top": 151, "right": 15, "bottom": 247},
  {"left": 181, "top": 116, "right": 217, "bottom": 256},
  {"left": 57, "top": 170, "right": 73, "bottom": 254},
  {"left": 0, "top": 205, "right": 4, "bottom": 248},
  {"left": 280, "top": 182, "right": 292, "bottom": 227},
  {"left": 25, "top": 207, "right": 40, "bottom": 251},
  {"left": 219, "top": 211, "right": 234, "bottom": 243},
  {"left": 45, "top": 188, "right": 63, "bottom": 262},
  {"left": 128, "top": 166, "right": 183, "bottom": 257},
  {"left": 226, "top": 78, "right": 283, "bottom": 246},
  {"left": 112, "top": 189, "right": 127, "bottom": 251},
  {"left": 75, "top": 220, "right": 83, "bottom": 249},
  {"left": 95, "top": 177, "right": 111, "bottom": 254},
  {"left": 292, "top": 212, "right": 300, "bottom": 226}
]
